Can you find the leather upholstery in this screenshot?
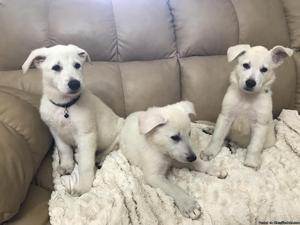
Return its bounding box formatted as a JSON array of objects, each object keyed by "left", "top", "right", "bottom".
[
  {"left": 48, "top": 0, "right": 117, "bottom": 61},
  {"left": 119, "top": 58, "right": 180, "bottom": 115},
  {"left": 0, "top": 0, "right": 299, "bottom": 224},
  {"left": 5, "top": 184, "right": 51, "bottom": 225},
  {"left": 282, "top": 0, "right": 300, "bottom": 49},
  {"left": 111, "top": 0, "right": 176, "bottom": 61},
  {"left": 231, "top": 0, "right": 290, "bottom": 48},
  {"left": 0, "top": 87, "right": 52, "bottom": 222},
  {"left": 169, "top": 0, "right": 239, "bottom": 56},
  {"left": 180, "top": 56, "right": 233, "bottom": 121}
]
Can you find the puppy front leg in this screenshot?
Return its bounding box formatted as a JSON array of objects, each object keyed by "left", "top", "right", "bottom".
[
  {"left": 200, "top": 113, "right": 233, "bottom": 161},
  {"left": 244, "top": 123, "right": 268, "bottom": 170},
  {"left": 51, "top": 130, "right": 74, "bottom": 175},
  {"left": 74, "top": 132, "right": 97, "bottom": 195},
  {"left": 145, "top": 174, "right": 201, "bottom": 219}
]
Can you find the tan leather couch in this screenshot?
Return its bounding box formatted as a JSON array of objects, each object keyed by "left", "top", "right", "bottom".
[{"left": 0, "top": 0, "right": 299, "bottom": 224}]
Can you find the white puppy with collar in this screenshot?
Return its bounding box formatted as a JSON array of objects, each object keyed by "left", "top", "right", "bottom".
[
  {"left": 200, "top": 45, "right": 293, "bottom": 169},
  {"left": 120, "top": 101, "right": 227, "bottom": 219},
  {"left": 22, "top": 45, "right": 124, "bottom": 195}
]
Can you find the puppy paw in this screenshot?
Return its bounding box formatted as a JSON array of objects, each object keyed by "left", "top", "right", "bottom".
[
  {"left": 244, "top": 153, "right": 261, "bottom": 170},
  {"left": 177, "top": 198, "right": 202, "bottom": 220},
  {"left": 200, "top": 144, "right": 220, "bottom": 161},
  {"left": 206, "top": 167, "right": 228, "bottom": 179},
  {"left": 58, "top": 160, "right": 75, "bottom": 175},
  {"left": 200, "top": 149, "right": 217, "bottom": 161}
]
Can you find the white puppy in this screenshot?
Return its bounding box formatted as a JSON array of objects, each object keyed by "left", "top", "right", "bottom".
[
  {"left": 22, "top": 45, "right": 124, "bottom": 194},
  {"left": 120, "top": 101, "right": 227, "bottom": 219},
  {"left": 200, "top": 45, "right": 293, "bottom": 169}
]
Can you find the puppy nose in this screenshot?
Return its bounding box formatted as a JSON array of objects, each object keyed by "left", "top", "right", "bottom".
[
  {"left": 68, "top": 79, "right": 81, "bottom": 91},
  {"left": 245, "top": 79, "right": 256, "bottom": 89},
  {"left": 186, "top": 153, "right": 197, "bottom": 162}
]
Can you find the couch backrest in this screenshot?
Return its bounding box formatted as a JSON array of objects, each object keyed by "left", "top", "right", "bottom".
[{"left": 0, "top": 0, "right": 299, "bottom": 121}]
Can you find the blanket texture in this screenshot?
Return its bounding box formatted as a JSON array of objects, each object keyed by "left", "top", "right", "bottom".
[{"left": 49, "top": 110, "right": 300, "bottom": 225}]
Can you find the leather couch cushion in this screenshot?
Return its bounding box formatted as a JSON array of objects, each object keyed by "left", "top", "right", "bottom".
[
  {"left": 272, "top": 57, "right": 297, "bottom": 116},
  {"left": 48, "top": 0, "right": 117, "bottom": 61},
  {"left": 6, "top": 184, "right": 51, "bottom": 225},
  {"left": 112, "top": 0, "right": 176, "bottom": 61},
  {"left": 169, "top": 0, "right": 238, "bottom": 57},
  {"left": 181, "top": 56, "right": 296, "bottom": 122},
  {"left": 231, "top": 0, "right": 290, "bottom": 48},
  {"left": 0, "top": 0, "right": 48, "bottom": 70},
  {"left": 120, "top": 58, "right": 180, "bottom": 115},
  {"left": 181, "top": 56, "right": 233, "bottom": 121},
  {"left": 0, "top": 70, "right": 42, "bottom": 95},
  {"left": 0, "top": 87, "right": 52, "bottom": 222},
  {"left": 34, "top": 151, "right": 54, "bottom": 191},
  {"left": 282, "top": 0, "right": 300, "bottom": 49},
  {"left": 84, "top": 62, "right": 125, "bottom": 116}
]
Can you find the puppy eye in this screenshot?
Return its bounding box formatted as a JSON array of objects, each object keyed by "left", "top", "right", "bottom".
[
  {"left": 52, "top": 64, "right": 62, "bottom": 72},
  {"left": 74, "top": 63, "right": 81, "bottom": 69},
  {"left": 260, "top": 67, "right": 268, "bottom": 73},
  {"left": 242, "top": 63, "right": 251, "bottom": 69},
  {"left": 171, "top": 134, "right": 181, "bottom": 142}
]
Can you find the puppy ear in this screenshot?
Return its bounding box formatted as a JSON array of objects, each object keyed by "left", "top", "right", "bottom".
[
  {"left": 138, "top": 111, "right": 167, "bottom": 134},
  {"left": 270, "top": 46, "right": 293, "bottom": 67},
  {"left": 175, "top": 101, "right": 196, "bottom": 116},
  {"left": 68, "top": 44, "right": 91, "bottom": 63},
  {"left": 227, "top": 44, "right": 251, "bottom": 62},
  {"left": 22, "top": 47, "right": 47, "bottom": 74}
]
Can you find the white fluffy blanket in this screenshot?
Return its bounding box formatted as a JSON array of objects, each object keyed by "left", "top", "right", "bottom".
[{"left": 49, "top": 110, "right": 300, "bottom": 225}]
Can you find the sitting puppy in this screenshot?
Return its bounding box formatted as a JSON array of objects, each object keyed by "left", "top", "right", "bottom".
[
  {"left": 22, "top": 45, "right": 124, "bottom": 194},
  {"left": 200, "top": 45, "right": 293, "bottom": 169},
  {"left": 120, "top": 101, "right": 227, "bottom": 219}
]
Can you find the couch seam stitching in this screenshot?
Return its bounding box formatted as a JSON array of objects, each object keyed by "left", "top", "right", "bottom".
[
  {"left": 110, "top": 0, "right": 120, "bottom": 62},
  {"left": 110, "top": 0, "right": 126, "bottom": 114},
  {"left": 45, "top": 0, "right": 52, "bottom": 47},
  {"left": 166, "top": 0, "right": 179, "bottom": 59},
  {"left": 117, "top": 63, "right": 127, "bottom": 116},
  {"left": 167, "top": 0, "right": 182, "bottom": 99}
]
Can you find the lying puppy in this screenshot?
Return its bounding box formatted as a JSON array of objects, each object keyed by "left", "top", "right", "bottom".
[
  {"left": 22, "top": 45, "right": 123, "bottom": 194},
  {"left": 200, "top": 45, "right": 293, "bottom": 169},
  {"left": 120, "top": 101, "right": 227, "bottom": 219}
]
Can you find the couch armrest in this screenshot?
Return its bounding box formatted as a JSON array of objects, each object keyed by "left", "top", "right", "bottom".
[{"left": 0, "top": 86, "right": 52, "bottom": 223}]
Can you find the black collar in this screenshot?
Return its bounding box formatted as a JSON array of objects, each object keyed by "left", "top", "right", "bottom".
[
  {"left": 49, "top": 95, "right": 81, "bottom": 108},
  {"left": 49, "top": 95, "right": 81, "bottom": 118}
]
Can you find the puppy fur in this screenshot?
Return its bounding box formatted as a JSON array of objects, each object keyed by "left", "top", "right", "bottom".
[
  {"left": 22, "top": 45, "right": 124, "bottom": 194},
  {"left": 120, "top": 101, "right": 227, "bottom": 219},
  {"left": 200, "top": 45, "right": 293, "bottom": 169}
]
